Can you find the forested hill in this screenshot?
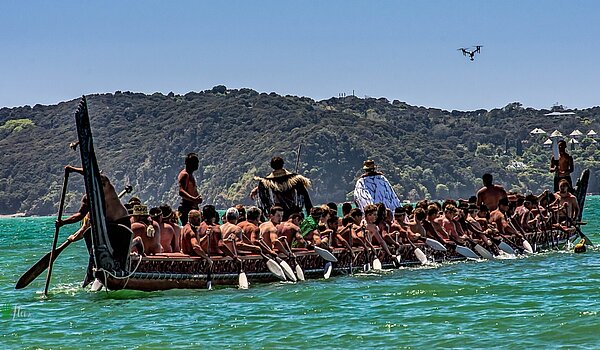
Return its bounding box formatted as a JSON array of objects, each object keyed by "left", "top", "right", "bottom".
[{"left": 1, "top": 86, "right": 600, "bottom": 216}]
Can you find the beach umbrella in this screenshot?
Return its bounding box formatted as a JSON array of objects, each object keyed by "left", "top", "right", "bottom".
[
  {"left": 543, "top": 138, "right": 553, "bottom": 147},
  {"left": 588, "top": 130, "right": 597, "bottom": 137},
  {"left": 549, "top": 130, "right": 563, "bottom": 138},
  {"left": 570, "top": 129, "right": 583, "bottom": 137},
  {"left": 530, "top": 128, "right": 545, "bottom": 135},
  {"left": 569, "top": 138, "right": 579, "bottom": 144}
]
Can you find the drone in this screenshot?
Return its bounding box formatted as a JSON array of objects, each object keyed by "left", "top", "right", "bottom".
[{"left": 458, "top": 45, "right": 482, "bottom": 61}]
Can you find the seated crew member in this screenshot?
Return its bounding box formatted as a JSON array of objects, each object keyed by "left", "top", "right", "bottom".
[
  {"left": 238, "top": 206, "right": 262, "bottom": 244},
  {"left": 259, "top": 206, "right": 293, "bottom": 257},
  {"left": 279, "top": 213, "right": 310, "bottom": 248},
  {"left": 408, "top": 208, "right": 427, "bottom": 240},
  {"left": 364, "top": 204, "right": 397, "bottom": 261},
  {"left": 220, "top": 207, "right": 262, "bottom": 255},
  {"left": 334, "top": 216, "right": 355, "bottom": 257},
  {"left": 156, "top": 205, "right": 179, "bottom": 253},
  {"left": 348, "top": 208, "right": 376, "bottom": 256},
  {"left": 476, "top": 173, "right": 508, "bottom": 211},
  {"left": 300, "top": 206, "right": 323, "bottom": 243},
  {"left": 198, "top": 205, "right": 238, "bottom": 261},
  {"left": 423, "top": 204, "right": 455, "bottom": 247},
  {"left": 441, "top": 205, "right": 467, "bottom": 244},
  {"left": 167, "top": 210, "right": 183, "bottom": 252},
  {"left": 250, "top": 156, "right": 313, "bottom": 220},
  {"left": 490, "top": 198, "right": 522, "bottom": 238},
  {"left": 550, "top": 179, "right": 580, "bottom": 223},
  {"left": 180, "top": 210, "right": 212, "bottom": 264},
  {"left": 375, "top": 203, "right": 401, "bottom": 250},
  {"left": 131, "top": 205, "right": 163, "bottom": 255}
]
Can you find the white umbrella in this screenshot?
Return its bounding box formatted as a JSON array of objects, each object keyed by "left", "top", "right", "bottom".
[
  {"left": 549, "top": 130, "right": 563, "bottom": 138},
  {"left": 530, "top": 128, "right": 546, "bottom": 135},
  {"left": 543, "top": 138, "right": 553, "bottom": 145},
  {"left": 570, "top": 129, "right": 583, "bottom": 137},
  {"left": 588, "top": 130, "right": 597, "bottom": 136},
  {"left": 569, "top": 138, "right": 579, "bottom": 144}
]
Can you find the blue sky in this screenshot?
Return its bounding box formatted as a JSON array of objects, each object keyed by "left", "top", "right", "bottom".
[{"left": 1, "top": 1, "right": 598, "bottom": 110}]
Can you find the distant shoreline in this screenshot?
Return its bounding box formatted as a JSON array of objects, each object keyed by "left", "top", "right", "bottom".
[{"left": 0, "top": 212, "right": 27, "bottom": 218}]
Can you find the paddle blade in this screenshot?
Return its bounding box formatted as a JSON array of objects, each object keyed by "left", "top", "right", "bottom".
[
  {"left": 474, "top": 244, "right": 495, "bottom": 260},
  {"left": 279, "top": 259, "right": 297, "bottom": 282},
  {"left": 455, "top": 245, "right": 480, "bottom": 259},
  {"left": 414, "top": 248, "right": 428, "bottom": 265},
  {"left": 323, "top": 262, "right": 332, "bottom": 279},
  {"left": 239, "top": 272, "right": 249, "bottom": 289},
  {"left": 314, "top": 246, "right": 338, "bottom": 262},
  {"left": 295, "top": 264, "right": 305, "bottom": 281},
  {"left": 498, "top": 241, "right": 516, "bottom": 255},
  {"left": 15, "top": 240, "right": 71, "bottom": 289},
  {"left": 266, "top": 259, "right": 286, "bottom": 280},
  {"left": 426, "top": 238, "right": 447, "bottom": 252},
  {"left": 523, "top": 240, "right": 534, "bottom": 254},
  {"left": 372, "top": 258, "right": 382, "bottom": 270},
  {"left": 90, "top": 278, "right": 103, "bottom": 292}
]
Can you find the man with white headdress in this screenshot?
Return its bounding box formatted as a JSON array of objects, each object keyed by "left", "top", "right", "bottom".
[{"left": 353, "top": 160, "right": 401, "bottom": 212}]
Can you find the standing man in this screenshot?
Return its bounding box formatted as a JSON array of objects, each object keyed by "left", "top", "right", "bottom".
[
  {"left": 549, "top": 140, "right": 574, "bottom": 192},
  {"left": 178, "top": 153, "right": 203, "bottom": 226},
  {"left": 250, "top": 156, "right": 313, "bottom": 220},
  {"left": 476, "top": 173, "right": 508, "bottom": 211},
  {"left": 354, "top": 160, "right": 401, "bottom": 212}
]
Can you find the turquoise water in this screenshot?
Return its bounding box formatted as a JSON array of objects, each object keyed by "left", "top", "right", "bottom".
[{"left": 2, "top": 199, "right": 600, "bottom": 349}]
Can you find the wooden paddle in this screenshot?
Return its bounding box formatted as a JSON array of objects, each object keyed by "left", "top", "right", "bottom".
[
  {"left": 16, "top": 185, "right": 133, "bottom": 290},
  {"left": 43, "top": 171, "right": 70, "bottom": 296},
  {"left": 229, "top": 238, "right": 248, "bottom": 289}
]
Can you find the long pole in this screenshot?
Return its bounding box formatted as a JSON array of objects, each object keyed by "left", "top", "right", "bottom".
[
  {"left": 295, "top": 144, "right": 302, "bottom": 173},
  {"left": 43, "top": 171, "right": 69, "bottom": 296}
]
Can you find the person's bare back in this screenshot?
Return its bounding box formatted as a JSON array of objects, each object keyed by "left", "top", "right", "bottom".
[
  {"left": 476, "top": 185, "right": 507, "bottom": 212},
  {"left": 159, "top": 221, "right": 177, "bottom": 253},
  {"left": 220, "top": 222, "right": 243, "bottom": 243},
  {"left": 132, "top": 220, "right": 162, "bottom": 255},
  {"left": 278, "top": 221, "right": 301, "bottom": 246}
]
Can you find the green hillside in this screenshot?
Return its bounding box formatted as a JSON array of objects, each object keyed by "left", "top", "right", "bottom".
[{"left": 1, "top": 86, "right": 599, "bottom": 215}]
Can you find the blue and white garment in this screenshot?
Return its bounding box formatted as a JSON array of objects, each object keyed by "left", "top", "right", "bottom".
[{"left": 354, "top": 174, "right": 401, "bottom": 212}]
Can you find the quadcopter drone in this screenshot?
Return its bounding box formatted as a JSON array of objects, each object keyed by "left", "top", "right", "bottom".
[{"left": 458, "top": 45, "right": 482, "bottom": 61}]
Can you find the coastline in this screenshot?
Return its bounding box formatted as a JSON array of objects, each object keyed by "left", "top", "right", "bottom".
[{"left": 0, "top": 212, "right": 27, "bottom": 218}]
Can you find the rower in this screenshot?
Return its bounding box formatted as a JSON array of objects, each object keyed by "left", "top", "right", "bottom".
[
  {"left": 259, "top": 206, "right": 294, "bottom": 257},
  {"left": 198, "top": 205, "right": 239, "bottom": 262},
  {"left": 180, "top": 210, "right": 212, "bottom": 264},
  {"left": 220, "top": 207, "right": 262, "bottom": 255}
]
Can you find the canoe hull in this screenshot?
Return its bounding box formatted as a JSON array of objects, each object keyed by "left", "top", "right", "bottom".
[{"left": 100, "top": 230, "right": 569, "bottom": 291}]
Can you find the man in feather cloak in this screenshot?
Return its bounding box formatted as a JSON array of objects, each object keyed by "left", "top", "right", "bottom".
[{"left": 250, "top": 156, "right": 313, "bottom": 220}]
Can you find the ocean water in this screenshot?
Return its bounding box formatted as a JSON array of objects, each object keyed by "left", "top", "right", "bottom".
[{"left": 1, "top": 198, "right": 599, "bottom": 349}]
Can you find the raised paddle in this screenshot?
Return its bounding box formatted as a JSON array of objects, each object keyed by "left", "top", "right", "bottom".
[{"left": 43, "top": 171, "right": 70, "bottom": 296}]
